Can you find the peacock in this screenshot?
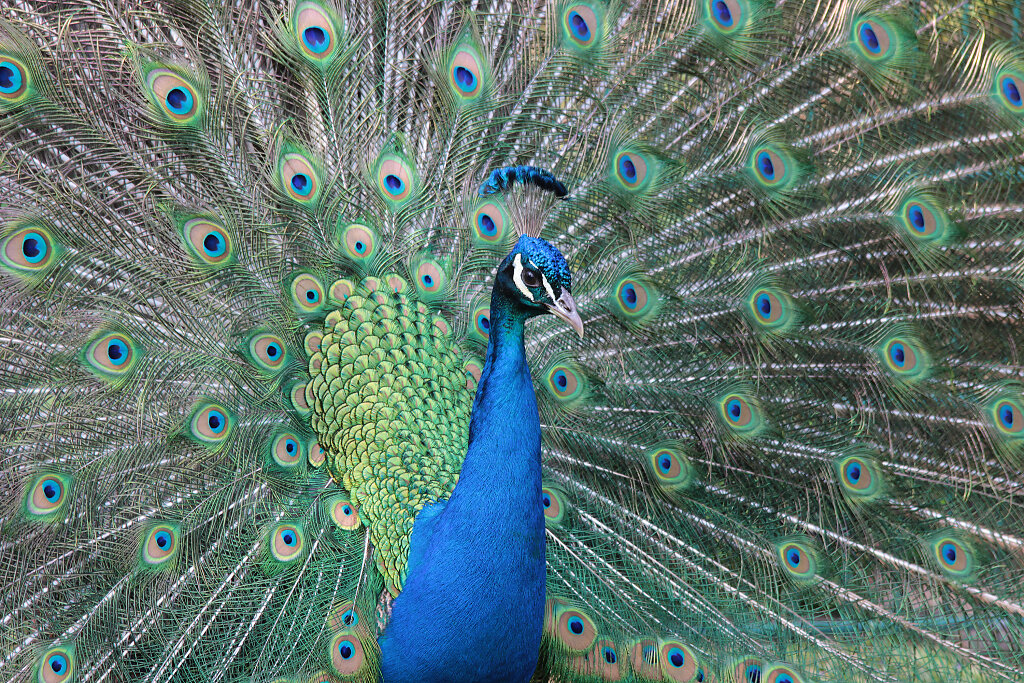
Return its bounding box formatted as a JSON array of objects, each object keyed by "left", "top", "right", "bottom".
[{"left": 2, "top": 0, "right": 1023, "bottom": 680}]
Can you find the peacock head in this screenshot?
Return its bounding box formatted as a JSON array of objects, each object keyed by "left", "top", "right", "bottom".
[{"left": 495, "top": 235, "right": 584, "bottom": 338}]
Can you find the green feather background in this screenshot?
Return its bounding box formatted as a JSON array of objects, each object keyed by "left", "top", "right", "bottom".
[{"left": 1, "top": 0, "right": 1023, "bottom": 681}]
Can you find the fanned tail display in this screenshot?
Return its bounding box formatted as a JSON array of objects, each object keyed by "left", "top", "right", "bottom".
[{"left": 1, "top": 0, "right": 1023, "bottom": 681}]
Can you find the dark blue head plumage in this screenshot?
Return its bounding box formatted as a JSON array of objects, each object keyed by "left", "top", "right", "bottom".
[{"left": 493, "top": 235, "right": 583, "bottom": 337}]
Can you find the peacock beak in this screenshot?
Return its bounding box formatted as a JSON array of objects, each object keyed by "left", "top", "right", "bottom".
[{"left": 546, "top": 290, "right": 584, "bottom": 339}]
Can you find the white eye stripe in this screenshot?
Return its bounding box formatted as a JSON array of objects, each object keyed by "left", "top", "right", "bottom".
[
  {"left": 541, "top": 273, "right": 558, "bottom": 303},
  {"left": 512, "top": 253, "right": 535, "bottom": 300}
]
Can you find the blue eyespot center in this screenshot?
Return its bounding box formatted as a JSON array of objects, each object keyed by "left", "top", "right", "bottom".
[
  {"left": 658, "top": 454, "right": 672, "bottom": 473},
  {"left": 890, "top": 343, "right": 906, "bottom": 366},
  {"left": 569, "top": 11, "right": 591, "bottom": 40},
  {"left": 728, "top": 399, "right": 741, "bottom": 418},
  {"left": 907, "top": 204, "right": 926, "bottom": 231},
  {"left": 285, "top": 439, "right": 296, "bottom": 453},
  {"left": 338, "top": 640, "right": 354, "bottom": 659},
  {"left": 542, "top": 493, "right": 551, "bottom": 508},
  {"left": 757, "top": 151, "right": 775, "bottom": 179},
  {"left": 756, "top": 293, "right": 771, "bottom": 317},
  {"left": 267, "top": 344, "right": 280, "bottom": 358},
  {"left": 306, "top": 289, "right": 318, "bottom": 302},
  {"left": 999, "top": 404, "right": 1015, "bottom": 428},
  {"left": 787, "top": 548, "right": 802, "bottom": 567},
  {"left": 567, "top": 616, "right": 584, "bottom": 635},
  {"left": 942, "top": 542, "right": 957, "bottom": 564},
  {"left": 622, "top": 283, "right": 638, "bottom": 307},
  {"left": 713, "top": 0, "right": 734, "bottom": 26},
  {"left": 746, "top": 664, "right": 762, "bottom": 683},
  {"left": 479, "top": 315, "right": 490, "bottom": 331},
  {"left": 48, "top": 654, "right": 67, "bottom": 673},
  {"left": 42, "top": 479, "right": 61, "bottom": 502},
  {"left": 342, "top": 505, "right": 352, "bottom": 515},
  {"left": 554, "top": 371, "right": 568, "bottom": 389},
  {"left": 165, "top": 87, "right": 192, "bottom": 114},
  {"left": 478, "top": 213, "right": 497, "bottom": 236},
  {"left": 859, "top": 23, "right": 881, "bottom": 53},
  {"left": 203, "top": 231, "right": 225, "bottom": 256},
  {"left": 291, "top": 173, "right": 310, "bottom": 194},
  {"left": 778, "top": 675, "right": 793, "bottom": 683},
  {"left": 0, "top": 63, "right": 19, "bottom": 92},
  {"left": 453, "top": 66, "right": 477, "bottom": 92},
  {"left": 303, "top": 26, "right": 329, "bottom": 53},
  {"left": 354, "top": 240, "right": 365, "bottom": 253},
  {"left": 107, "top": 339, "right": 128, "bottom": 364},
  {"left": 385, "top": 174, "right": 403, "bottom": 192},
  {"left": 155, "top": 530, "right": 171, "bottom": 548},
  {"left": 1001, "top": 76, "right": 1022, "bottom": 106},
  {"left": 341, "top": 610, "right": 357, "bottom": 625},
  {"left": 602, "top": 646, "right": 617, "bottom": 664},
  {"left": 208, "top": 410, "right": 224, "bottom": 432},
  {"left": 22, "top": 233, "right": 45, "bottom": 262},
  {"left": 846, "top": 462, "right": 861, "bottom": 482},
  {"left": 422, "top": 274, "right": 433, "bottom": 286},
  {"left": 282, "top": 530, "right": 297, "bottom": 546},
  {"left": 668, "top": 647, "right": 686, "bottom": 667},
  {"left": 619, "top": 155, "right": 637, "bottom": 183}
]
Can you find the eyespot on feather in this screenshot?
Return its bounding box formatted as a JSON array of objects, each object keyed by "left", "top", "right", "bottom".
[
  {"left": 706, "top": 0, "right": 743, "bottom": 33},
  {"left": 930, "top": 535, "right": 974, "bottom": 580},
  {"left": 448, "top": 39, "right": 487, "bottom": 101},
  {"left": 376, "top": 154, "right": 416, "bottom": 205},
  {"left": 541, "top": 486, "right": 566, "bottom": 527},
  {"left": 330, "top": 630, "right": 367, "bottom": 676},
  {"left": 553, "top": 603, "right": 598, "bottom": 652},
  {"left": 853, "top": 18, "right": 892, "bottom": 60},
  {"left": 991, "top": 397, "right": 1024, "bottom": 436},
  {"left": 23, "top": 472, "right": 72, "bottom": 521},
  {"left": 339, "top": 223, "right": 377, "bottom": 264},
  {"left": 471, "top": 200, "right": 509, "bottom": 246},
  {"left": 327, "top": 495, "right": 361, "bottom": 530},
  {"left": 775, "top": 539, "right": 818, "bottom": 582},
  {"left": 187, "top": 401, "right": 234, "bottom": 446},
  {"left": 269, "top": 522, "right": 305, "bottom": 563},
  {"left": 878, "top": 334, "right": 929, "bottom": 381},
  {"left": 247, "top": 332, "right": 288, "bottom": 372},
  {"left": 995, "top": 69, "right": 1024, "bottom": 113},
  {"left": 279, "top": 152, "right": 320, "bottom": 204},
  {"left": 562, "top": 4, "right": 601, "bottom": 50},
  {"left": 270, "top": 431, "right": 304, "bottom": 470},
  {"left": 610, "top": 277, "right": 659, "bottom": 324},
  {"left": 2, "top": 225, "right": 61, "bottom": 276},
  {"left": 328, "top": 601, "right": 362, "bottom": 631},
  {"left": 182, "top": 218, "right": 233, "bottom": 266},
  {"left": 308, "top": 440, "right": 325, "bottom": 467},
  {"left": 729, "top": 657, "right": 764, "bottom": 683},
  {"left": 834, "top": 452, "right": 883, "bottom": 502},
  {"left": 140, "top": 522, "right": 180, "bottom": 569},
  {"left": 293, "top": 1, "right": 341, "bottom": 63},
  {"left": 0, "top": 56, "right": 30, "bottom": 104},
  {"left": 413, "top": 256, "right": 446, "bottom": 299},
  {"left": 659, "top": 640, "right": 700, "bottom": 682},
  {"left": 290, "top": 273, "right": 326, "bottom": 314},
  {"left": 83, "top": 331, "right": 141, "bottom": 379},
  {"left": 611, "top": 149, "right": 651, "bottom": 191},
  {"left": 763, "top": 663, "right": 805, "bottom": 683},
  {"left": 545, "top": 364, "right": 587, "bottom": 405},
  {"left": 647, "top": 445, "right": 695, "bottom": 493},
  {"left": 145, "top": 68, "right": 203, "bottom": 125},
  {"left": 717, "top": 393, "right": 763, "bottom": 435},
  {"left": 571, "top": 639, "right": 621, "bottom": 680},
  {"left": 36, "top": 646, "right": 74, "bottom": 683},
  {"left": 895, "top": 195, "right": 956, "bottom": 245},
  {"left": 746, "top": 287, "right": 795, "bottom": 332},
  {"left": 470, "top": 304, "right": 490, "bottom": 343}
]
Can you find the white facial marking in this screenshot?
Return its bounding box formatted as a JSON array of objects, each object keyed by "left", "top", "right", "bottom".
[
  {"left": 512, "top": 253, "right": 535, "bottom": 301},
  {"left": 541, "top": 273, "right": 558, "bottom": 305}
]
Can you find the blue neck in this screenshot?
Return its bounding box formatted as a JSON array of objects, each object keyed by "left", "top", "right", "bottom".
[{"left": 379, "top": 291, "right": 547, "bottom": 681}]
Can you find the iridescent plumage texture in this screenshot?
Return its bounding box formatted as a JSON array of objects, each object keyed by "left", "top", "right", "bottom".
[{"left": 1, "top": 0, "right": 1024, "bottom": 682}]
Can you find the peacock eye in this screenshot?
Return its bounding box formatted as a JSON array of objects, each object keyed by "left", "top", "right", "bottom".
[{"left": 522, "top": 268, "right": 541, "bottom": 288}]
